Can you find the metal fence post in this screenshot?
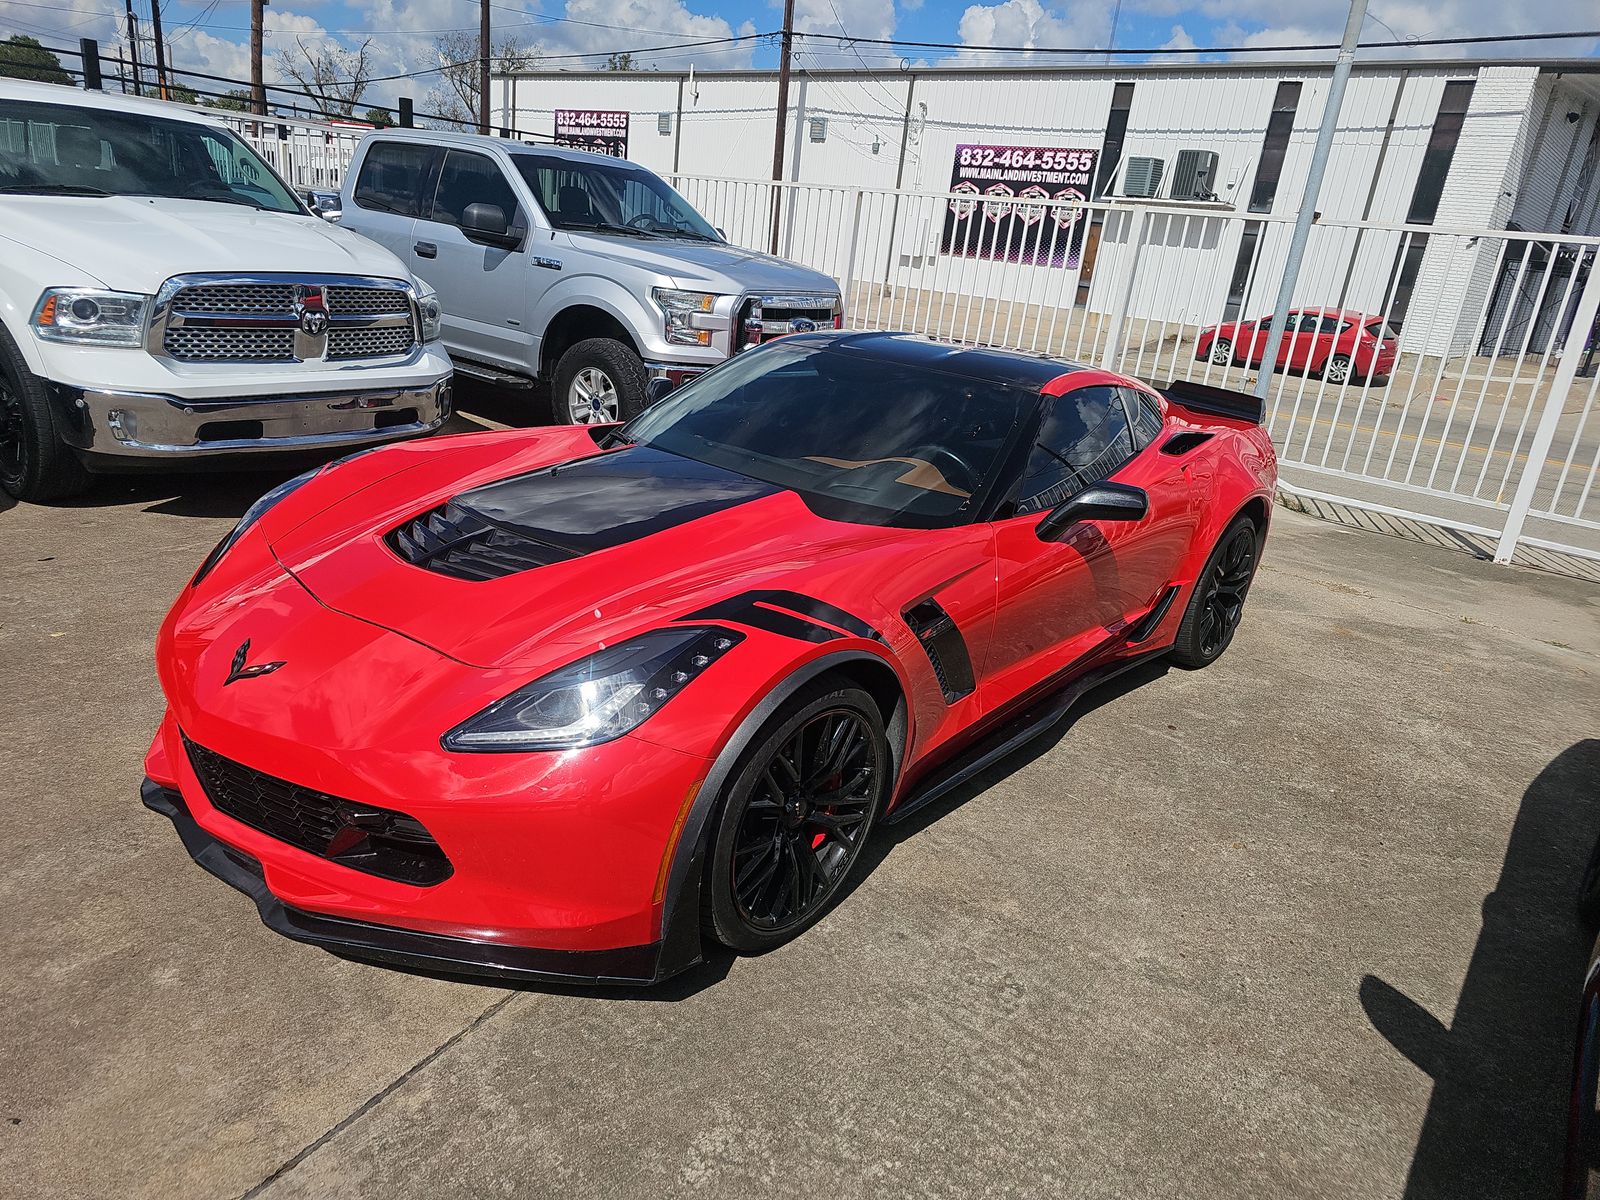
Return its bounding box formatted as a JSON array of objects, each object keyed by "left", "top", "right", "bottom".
[
  {"left": 1099, "top": 206, "right": 1147, "bottom": 371},
  {"left": 79, "top": 38, "right": 102, "bottom": 90},
  {"left": 840, "top": 189, "right": 864, "bottom": 320},
  {"left": 1493, "top": 250, "right": 1600, "bottom": 563}
]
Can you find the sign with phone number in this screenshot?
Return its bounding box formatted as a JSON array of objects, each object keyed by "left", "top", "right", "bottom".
[
  {"left": 941, "top": 143, "right": 1098, "bottom": 268},
  {"left": 553, "top": 109, "right": 629, "bottom": 158}
]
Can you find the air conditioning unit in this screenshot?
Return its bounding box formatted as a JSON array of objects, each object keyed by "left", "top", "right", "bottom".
[
  {"left": 1172, "top": 149, "right": 1220, "bottom": 201},
  {"left": 1123, "top": 156, "right": 1164, "bottom": 198}
]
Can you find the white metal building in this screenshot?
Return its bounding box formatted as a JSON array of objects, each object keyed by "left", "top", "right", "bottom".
[{"left": 498, "top": 59, "right": 1600, "bottom": 355}]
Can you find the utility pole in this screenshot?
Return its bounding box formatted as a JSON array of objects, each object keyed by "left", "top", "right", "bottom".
[
  {"left": 768, "top": 0, "right": 796, "bottom": 254},
  {"left": 149, "top": 0, "right": 169, "bottom": 99},
  {"left": 249, "top": 0, "right": 267, "bottom": 115},
  {"left": 478, "top": 0, "right": 491, "bottom": 135},
  {"left": 1253, "top": 0, "right": 1368, "bottom": 405},
  {"left": 124, "top": 0, "right": 143, "bottom": 97}
]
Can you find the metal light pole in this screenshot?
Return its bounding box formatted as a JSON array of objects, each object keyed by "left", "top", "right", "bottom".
[
  {"left": 768, "top": 0, "right": 796, "bottom": 254},
  {"left": 1252, "top": 0, "right": 1369, "bottom": 405},
  {"left": 478, "top": 0, "right": 491, "bottom": 135}
]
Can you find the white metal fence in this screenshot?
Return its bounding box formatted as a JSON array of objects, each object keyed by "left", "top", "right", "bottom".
[
  {"left": 218, "top": 112, "right": 367, "bottom": 191},
  {"left": 673, "top": 174, "right": 1600, "bottom": 567}
]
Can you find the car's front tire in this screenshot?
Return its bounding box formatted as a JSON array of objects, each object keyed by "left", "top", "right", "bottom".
[
  {"left": 552, "top": 337, "right": 648, "bottom": 426},
  {"left": 1209, "top": 338, "right": 1234, "bottom": 366},
  {"left": 0, "top": 328, "right": 91, "bottom": 503},
  {"left": 1169, "top": 515, "right": 1261, "bottom": 669},
  {"left": 703, "top": 679, "right": 890, "bottom": 955}
]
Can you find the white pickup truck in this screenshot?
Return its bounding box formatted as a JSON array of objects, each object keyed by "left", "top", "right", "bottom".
[{"left": 0, "top": 80, "right": 453, "bottom": 502}]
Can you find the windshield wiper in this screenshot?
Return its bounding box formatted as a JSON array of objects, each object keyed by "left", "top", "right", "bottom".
[
  {"left": 0, "top": 183, "right": 112, "bottom": 196},
  {"left": 665, "top": 230, "right": 721, "bottom": 242},
  {"left": 562, "top": 220, "right": 668, "bottom": 239}
]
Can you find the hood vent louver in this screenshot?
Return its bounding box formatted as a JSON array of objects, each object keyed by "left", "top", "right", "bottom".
[{"left": 387, "top": 501, "right": 577, "bottom": 582}]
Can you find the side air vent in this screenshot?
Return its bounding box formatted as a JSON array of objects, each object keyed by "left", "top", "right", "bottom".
[
  {"left": 387, "top": 501, "right": 576, "bottom": 581},
  {"left": 1160, "top": 431, "right": 1214, "bottom": 456},
  {"left": 903, "top": 598, "right": 976, "bottom": 703}
]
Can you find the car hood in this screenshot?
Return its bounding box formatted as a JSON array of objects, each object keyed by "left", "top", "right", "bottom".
[
  {"left": 562, "top": 230, "right": 840, "bottom": 298},
  {"left": 0, "top": 195, "right": 411, "bottom": 293},
  {"left": 263, "top": 428, "right": 980, "bottom": 673}
]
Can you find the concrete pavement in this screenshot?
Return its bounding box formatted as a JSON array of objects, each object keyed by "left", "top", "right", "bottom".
[{"left": 2, "top": 421, "right": 1597, "bottom": 1199}]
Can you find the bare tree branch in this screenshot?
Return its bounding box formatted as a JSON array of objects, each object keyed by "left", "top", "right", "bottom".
[
  {"left": 424, "top": 34, "right": 538, "bottom": 130},
  {"left": 275, "top": 38, "right": 375, "bottom": 119}
]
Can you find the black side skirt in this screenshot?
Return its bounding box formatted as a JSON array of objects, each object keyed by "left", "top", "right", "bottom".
[{"left": 141, "top": 780, "right": 668, "bottom": 987}]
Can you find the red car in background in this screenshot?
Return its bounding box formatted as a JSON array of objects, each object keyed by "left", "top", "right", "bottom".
[{"left": 1195, "top": 308, "right": 1398, "bottom": 384}]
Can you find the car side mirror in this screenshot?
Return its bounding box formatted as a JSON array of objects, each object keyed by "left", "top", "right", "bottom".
[
  {"left": 1035, "top": 482, "right": 1148, "bottom": 542},
  {"left": 645, "top": 376, "right": 676, "bottom": 405},
  {"left": 462, "top": 203, "right": 520, "bottom": 249}
]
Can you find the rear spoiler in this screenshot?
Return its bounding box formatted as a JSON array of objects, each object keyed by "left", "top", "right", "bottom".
[{"left": 1157, "top": 379, "right": 1265, "bottom": 426}]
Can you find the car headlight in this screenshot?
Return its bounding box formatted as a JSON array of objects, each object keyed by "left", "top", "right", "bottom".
[
  {"left": 443, "top": 626, "right": 743, "bottom": 752},
  {"left": 190, "top": 466, "right": 323, "bottom": 587},
  {"left": 415, "top": 284, "right": 443, "bottom": 342},
  {"left": 32, "top": 288, "right": 151, "bottom": 347},
  {"left": 652, "top": 288, "right": 724, "bottom": 347}
]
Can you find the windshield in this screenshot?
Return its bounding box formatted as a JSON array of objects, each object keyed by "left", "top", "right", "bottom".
[
  {"left": 512, "top": 152, "right": 719, "bottom": 240},
  {"left": 621, "top": 343, "right": 1034, "bottom": 527},
  {"left": 0, "top": 98, "right": 302, "bottom": 213}
]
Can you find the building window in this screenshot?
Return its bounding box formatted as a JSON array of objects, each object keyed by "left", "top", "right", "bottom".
[
  {"left": 1224, "top": 222, "right": 1263, "bottom": 320},
  {"left": 1094, "top": 82, "right": 1134, "bottom": 200},
  {"left": 1387, "top": 80, "right": 1476, "bottom": 326},
  {"left": 1249, "top": 82, "right": 1302, "bottom": 214}
]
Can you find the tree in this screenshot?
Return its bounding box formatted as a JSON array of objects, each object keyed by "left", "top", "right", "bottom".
[
  {"left": 0, "top": 35, "right": 72, "bottom": 86},
  {"left": 362, "top": 106, "right": 394, "bottom": 128},
  {"left": 275, "top": 38, "right": 375, "bottom": 119},
  {"left": 205, "top": 90, "right": 253, "bottom": 112},
  {"left": 166, "top": 81, "right": 199, "bottom": 106},
  {"left": 606, "top": 51, "right": 635, "bottom": 71},
  {"left": 423, "top": 33, "right": 538, "bottom": 129}
]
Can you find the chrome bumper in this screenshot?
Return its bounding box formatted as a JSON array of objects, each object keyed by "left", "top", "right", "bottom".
[{"left": 53, "top": 376, "right": 451, "bottom": 459}]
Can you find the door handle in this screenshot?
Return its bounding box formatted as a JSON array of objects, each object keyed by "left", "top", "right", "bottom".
[{"left": 414, "top": 241, "right": 437, "bottom": 258}]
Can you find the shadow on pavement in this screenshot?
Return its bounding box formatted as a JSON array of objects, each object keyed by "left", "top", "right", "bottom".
[{"left": 1362, "top": 739, "right": 1600, "bottom": 1199}]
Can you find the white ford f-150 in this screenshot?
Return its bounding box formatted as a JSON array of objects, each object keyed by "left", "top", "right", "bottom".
[{"left": 0, "top": 80, "right": 453, "bottom": 502}]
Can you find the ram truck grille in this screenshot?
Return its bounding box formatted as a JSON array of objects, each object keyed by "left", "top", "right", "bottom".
[{"left": 156, "top": 276, "right": 418, "bottom": 364}]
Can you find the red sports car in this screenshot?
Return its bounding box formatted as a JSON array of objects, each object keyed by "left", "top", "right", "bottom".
[
  {"left": 142, "top": 333, "right": 1277, "bottom": 986},
  {"left": 1195, "top": 308, "right": 1398, "bottom": 384}
]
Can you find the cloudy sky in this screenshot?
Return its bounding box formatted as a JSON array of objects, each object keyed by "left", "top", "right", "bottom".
[{"left": 3, "top": 0, "right": 1596, "bottom": 110}]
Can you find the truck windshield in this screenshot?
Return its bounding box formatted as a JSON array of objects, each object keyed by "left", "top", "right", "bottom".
[
  {"left": 620, "top": 343, "right": 1034, "bottom": 528},
  {"left": 512, "top": 152, "right": 719, "bottom": 241},
  {"left": 0, "top": 98, "right": 302, "bottom": 213}
]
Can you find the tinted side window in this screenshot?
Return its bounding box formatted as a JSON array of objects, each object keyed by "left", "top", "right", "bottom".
[
  {"left": 1015, "top": 387, "right": 1134, "bottom": 514},
  {"left": 353, "top": 141, "right": 435, "bottom": 217},
  {"left": 1122, "top": 388, "right": 1164, "bottom": 451},
  {"left": 427, "top": 150, "right": 521, "bottom": 228}
]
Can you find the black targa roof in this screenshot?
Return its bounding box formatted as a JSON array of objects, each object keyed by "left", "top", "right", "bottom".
[{"left": 778, "top": 331, "right": 1087, "bottom": 392}]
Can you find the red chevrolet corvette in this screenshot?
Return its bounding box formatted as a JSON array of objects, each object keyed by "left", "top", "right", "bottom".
[
  {"left": 143, "top": 332, "right": 1276, "bottom": 986},
  {"left": 1195, "top": 308, "right": 1398, "bottom": 384}
]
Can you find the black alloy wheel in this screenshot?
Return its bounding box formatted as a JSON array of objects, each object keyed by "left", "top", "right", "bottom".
[
  {"left": 1170, "top": 517, "right": 1261, "bottom": 668},
  {"left": 0, "top": 373, "right": 24, "bottom": 491},
  {"left": 706, "top": 682, "right": 889, "bottom": 953}
]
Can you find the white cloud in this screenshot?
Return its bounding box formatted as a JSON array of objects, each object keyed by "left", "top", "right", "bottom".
[{"left": 950, "top": 0, "right": 1117, "bottom": 63}]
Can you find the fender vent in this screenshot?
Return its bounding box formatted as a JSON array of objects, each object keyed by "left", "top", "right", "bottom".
[
  {"left": 387, "top": 501, "right": 576, "bottom": 581},
  {"left": 903, "top": 598, "right": 975, "bottom": 703}
]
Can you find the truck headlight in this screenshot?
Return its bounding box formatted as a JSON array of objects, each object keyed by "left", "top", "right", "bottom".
[
  {"left": 32, "top": 288, "right": 150, "bottom": 347},
  {"left": 415, "top": 284, "right": 443, "bottom": 342},
  {"left": 652, "top": 288, "right": 724, "bottom": 347},
  {"left": 443, "top": 626, "right": 743, "bottom": 752}
]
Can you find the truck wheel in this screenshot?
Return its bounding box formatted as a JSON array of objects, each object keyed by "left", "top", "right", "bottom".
[
  {"left": 0, "top": 329, "right": 91, "bottom": 503},
  {"left": 552, "top": 338, "right": 648, "bottom": 426}
]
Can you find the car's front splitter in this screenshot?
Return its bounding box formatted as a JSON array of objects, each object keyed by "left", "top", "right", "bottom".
[{"left": 141, "top": 778, "right": 674, "bottom": 987}]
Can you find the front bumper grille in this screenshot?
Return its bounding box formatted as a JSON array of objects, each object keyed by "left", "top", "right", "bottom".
[
  {"left": 737, "top": 294, "right": 841, "bottom": 349},
  {"left": 156, "top": 274, "right": 418, "bottom": 364},
  {"left": 182, "top": 735, "right": 451, "bottom": 885},
  {"left": 387, "top": 500, "right": 576, "bottom": 581}
]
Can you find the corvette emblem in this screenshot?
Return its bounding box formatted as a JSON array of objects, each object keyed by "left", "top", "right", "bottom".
[{"left": 224, "top": 639, "right": 285, "bottom": 686}]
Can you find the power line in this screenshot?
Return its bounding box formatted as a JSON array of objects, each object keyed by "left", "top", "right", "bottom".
[{"left": 788, "top": 26, "right": 1600, "bottom": 57}]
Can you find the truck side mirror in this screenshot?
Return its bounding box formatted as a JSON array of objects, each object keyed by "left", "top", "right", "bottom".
[{"left": 462, "top": 203, "right": 520, "bottom": 250}]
